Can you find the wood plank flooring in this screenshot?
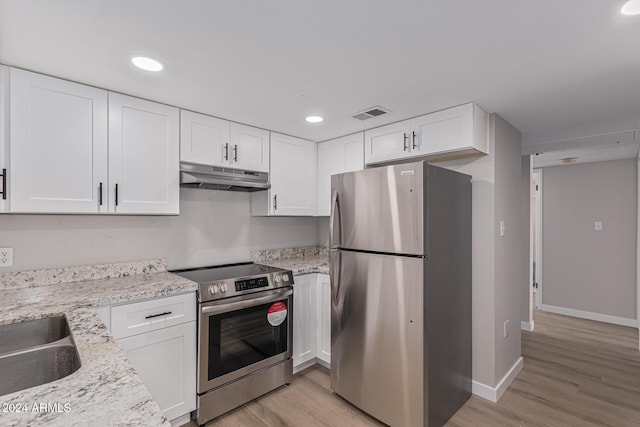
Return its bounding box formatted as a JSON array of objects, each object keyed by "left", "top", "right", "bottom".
[{"left": 196, "top": 310, "right": 640, "bottom": 427}]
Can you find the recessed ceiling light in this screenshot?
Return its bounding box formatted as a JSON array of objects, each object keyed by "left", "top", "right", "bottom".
[
  {"left": 621, "top": 0, "right": 640, "bottom": 15},
  {"left": 305, "top": 115, "right": 324, "bottom": 123},
  {"left": 131, "top": 56, "right": 165, "bottom": 72}
]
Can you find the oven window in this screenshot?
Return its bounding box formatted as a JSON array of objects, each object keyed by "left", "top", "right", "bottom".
[{"left": 208, "top": 298, "right": 289, "bottom": 381}]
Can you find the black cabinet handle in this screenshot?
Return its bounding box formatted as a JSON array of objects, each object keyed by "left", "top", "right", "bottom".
[
  {"left": 403, "top": 133, "right": 409, "bottom": 151},
  {"left": 224, "top": 143, "right": 229, "bottom": 161},
  {"left": 412, "top": 131, "right": 417, "bottom": 149},
  {"left": 145, "top": 311, "right": 172, "bottom": 319},
  {"left": 115, "top": 183, "right": 119, "bottom": 206},
  {"left": 273, "top": 194, "right": 277, "bottom": 211},
  {"left": 99, "top": 182, "right": 103, "bottom": 206},
  {"left": 233, "top": 144, "right": 238, "bottom": 162},
  {"left": 0, "top": 168, "right": 6, "bottom": 200}
]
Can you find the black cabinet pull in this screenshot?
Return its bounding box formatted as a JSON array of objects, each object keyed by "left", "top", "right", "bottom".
[
  {"left": 115, "top": 183, "right": 119, "bottom": 206},
  {"left": 273, "top": 194, "right": 277, "bottom": 211},
  {"left": 145, "top": 311, "right": 172, "bottom": 319},
  {"left": 403, "top": 133, "right": 409, "bottom": 151},
  {"left": 0, "top": 168, "right": 6, "bottom": 200},
  {"left": 98, "top": 182, "right": 103, "bottom": 206},
  {"left": 233, "top": 144, "right": 238, "bottom": 162},
  {"left": 412, "top": 131, "right": 418, "bottom": 149},
  {"left": 224, "top": 143, "right": 229, "bottom": 161}
]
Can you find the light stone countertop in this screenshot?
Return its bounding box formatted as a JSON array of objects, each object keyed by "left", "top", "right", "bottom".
[
  {"left": 0, "top": 261, "right": 198, "bottom": 427},
  {"left": 257, "top": 255, "right": 329, "bottom": 276}
]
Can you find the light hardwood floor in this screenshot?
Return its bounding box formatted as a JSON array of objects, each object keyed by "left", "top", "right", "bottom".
[{"left": 196, "top": 310, "right": 640, "bottom": 427}]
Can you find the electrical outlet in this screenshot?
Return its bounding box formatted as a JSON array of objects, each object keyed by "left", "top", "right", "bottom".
[
  {"left": 0, "top": 247, "right": 13, "bottom": 267},
  {"left": 503, "top": 320, "right": 510, "bottom": 338}
]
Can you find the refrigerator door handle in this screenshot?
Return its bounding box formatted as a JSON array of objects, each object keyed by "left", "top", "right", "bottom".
[
  {"left": 330, "top": 249, "right": 342, "bottom": 305},
  {"left": 329, "top": 191, "right": 341, "bottom": 249}
]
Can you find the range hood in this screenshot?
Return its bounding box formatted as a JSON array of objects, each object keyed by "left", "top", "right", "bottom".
[{"left": 180, "top": 162, "right": 270, "bottom": 192}]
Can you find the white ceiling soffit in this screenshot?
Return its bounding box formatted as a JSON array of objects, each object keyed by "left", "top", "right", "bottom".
[
  {"left": 1, "top": 1, "right": 640, "bottom": 142},
  {"left": 529, "top": 130, "right": 640, "bottom": 168}
]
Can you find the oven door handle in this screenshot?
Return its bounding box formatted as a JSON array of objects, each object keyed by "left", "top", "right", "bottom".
[{"left": 201, "top": 289, "right": 293, "bottom": 315}]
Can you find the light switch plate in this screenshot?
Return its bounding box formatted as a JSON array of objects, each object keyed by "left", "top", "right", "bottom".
[{"left": 594, "top": 221, "right": 603, "bottom": 231}]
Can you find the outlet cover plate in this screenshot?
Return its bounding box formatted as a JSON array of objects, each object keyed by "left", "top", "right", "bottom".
[{"left": 0, "top": 247, "right": 13, "bottom": 267}]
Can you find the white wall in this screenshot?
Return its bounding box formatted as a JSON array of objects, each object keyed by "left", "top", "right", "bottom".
[
  {"left": 521, "top": 155, "right": 534, "bottom": 328},
  {"left": 542, "top": 158, "right": 637, "bottom": 323},
  {"left": 438, "top": 119, "right": 498, "bottom": 388},
  {"left": 0, "top": 188, "right": 320, "bottom": 272},
  {"left": 438, "top": 113, "right": 523, "bottom": 393},
  {"left": 492, "top": 115, "right": 523, "bottom": 383}
]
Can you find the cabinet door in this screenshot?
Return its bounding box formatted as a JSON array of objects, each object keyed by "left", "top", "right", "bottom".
[
  {"left": 9, "top": 68, "right": 108, "bottom": 213},
  {"left": 269, "top": 133, "right": 317, "bottom": 216},
  {"left": 108, "top": 93, "right": 179, "bottom": 214},
  {"left": 180, "top": 110, "right": 230, "bottom": 167},
  {"left": 317, "top": 133, "right": 364, "bottom": 216},
  {"left": 293, "top": 274, "right": 316, "bottom": 368},
  {"left": 117, "top": 322, "right": 196, "bottom": 422},
  {"left": 230, "top": 123, "right": 269, "bottom": 172},
  {"left": 411, "top": 103, "right": 477, "bottom": 156},
  {"left": 364, "top": 121, "right": 412, "bottom": 165},
  {"left": 316, "top": 274, "right": 331, "bottom": 365}
]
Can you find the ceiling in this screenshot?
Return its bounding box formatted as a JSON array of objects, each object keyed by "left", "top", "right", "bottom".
[
  {"left": 1, "top": 0, "right": 639, "bottom": 144},
  {"left": 524, "top": 130, "right": 639, "bottom": 168}
]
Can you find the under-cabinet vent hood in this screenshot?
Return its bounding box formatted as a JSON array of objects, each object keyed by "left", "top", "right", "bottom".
[{"left": 180, "top": 162, "right": 270, "bottom": 192}]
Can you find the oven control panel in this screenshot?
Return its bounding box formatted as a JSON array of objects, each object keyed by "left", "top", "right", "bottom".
[{"left": 235, "top": 277, "right": 269, "bottom": 292}]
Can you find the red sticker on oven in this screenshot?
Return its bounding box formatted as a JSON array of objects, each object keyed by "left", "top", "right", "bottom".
[{"left": 267, "top": 302, "right": 287, "bottom": 326}]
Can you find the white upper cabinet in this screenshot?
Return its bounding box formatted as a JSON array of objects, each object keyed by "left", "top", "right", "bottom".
[
  {"left": 229, "top": 122, "right": 269, "bottom": 172},
  {"left": 0, "top": 66, "right": 9, "bottom": 213},
  {"left": 108, "top": 93, "right": 180, "bottom": 215},
  {"left": 251, "top": 132, "right": 316, "bottom": 216},
  {"left": 364, "top": 103, "right": 488, "bottom": 165},
  {"left": 179, "top": 111, "right": 269, "bottom": 173},
  {"left": 317, "top": 133, "right": 364, "bottom": 216},
  {"left": 411, "top": 102, "right": 488, "bottom": 158},
  {"left": 364, "top": 121, "right": 413, "bottom": 165},
  {"left": 180, "top": 110, "right": 230, "bottom": 167},
  {"left": 8, "top": 68, "right": 108, "bottom": 213}
]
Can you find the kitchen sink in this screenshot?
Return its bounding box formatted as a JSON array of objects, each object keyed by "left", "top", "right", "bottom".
[
  {"left": 0, "top": 316, "right": 81, "bottom": 396},
  {"left": 0, "top": 316, "right": 71, "bottom": 355}
]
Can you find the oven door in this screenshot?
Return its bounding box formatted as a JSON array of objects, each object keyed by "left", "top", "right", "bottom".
[{"left": 198, "top": 287, "right": 293, "bottom": 393}]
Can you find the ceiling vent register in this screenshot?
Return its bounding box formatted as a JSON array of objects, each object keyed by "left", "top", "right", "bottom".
[{"left": 352, "top": 106, "right": 390, "bottom": 121}]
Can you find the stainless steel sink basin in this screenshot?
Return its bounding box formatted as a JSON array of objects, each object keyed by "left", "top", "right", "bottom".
[
  {"left": 0, "top": 316, "right": 81, "bottom": 396},
  {"left": 0, "top": 316, "right": 70, "bottom": 355},
  {"left": 0, "top": 344, "right": 81, "bottom": 396}
]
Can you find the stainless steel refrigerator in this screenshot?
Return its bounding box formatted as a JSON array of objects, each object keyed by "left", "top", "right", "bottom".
[{"left": 330, "top": 161, "right": 472, "bottom": 427}]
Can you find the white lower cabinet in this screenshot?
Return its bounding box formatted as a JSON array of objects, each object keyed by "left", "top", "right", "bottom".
[
  {"left": 102, "top": 293, "right": 196, "bottom": 423},
  {"left": 292, "top": 274, "right": 331, "bottom": 370},
  {"left": 293, "top": 274, "right": 316, "bottom": 367},
  {"left": 118, "top": 323, "right": 196, "bottom": 422},
  {"left": 315, "top": 274, "right": 331, "bottom": 365}
]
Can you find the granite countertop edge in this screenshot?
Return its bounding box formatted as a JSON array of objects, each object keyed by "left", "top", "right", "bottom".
[{"left": 0, "top": 270, "right": 198, "bottom": 427}]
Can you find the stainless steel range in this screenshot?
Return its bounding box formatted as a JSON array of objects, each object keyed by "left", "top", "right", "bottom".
[{"left": 171, "top": 263, "right": 294, "bottom": 426}]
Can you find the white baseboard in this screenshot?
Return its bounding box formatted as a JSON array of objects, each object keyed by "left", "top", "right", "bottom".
[
  {"left": 472, "top": 357, "right": 523, "bottom": 403},
  {"left": 170, "top": 413, "right": 191, "bottom": 427},
  {"left": 316, "top": 358, "right": 330, "bottom": 370},
  {"left": 293, "top": 358, "right": 318, "bottom": 374},
  {"left": 521, "top": 320, "right": 535, "bottom": 331},
  {"left": 540, "top": 304, "right": 636, "bottom": 327}
]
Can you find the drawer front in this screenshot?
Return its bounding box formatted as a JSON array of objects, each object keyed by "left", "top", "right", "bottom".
[{"left": 111, "top": 292, "right": 196, "bottom": 339}]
